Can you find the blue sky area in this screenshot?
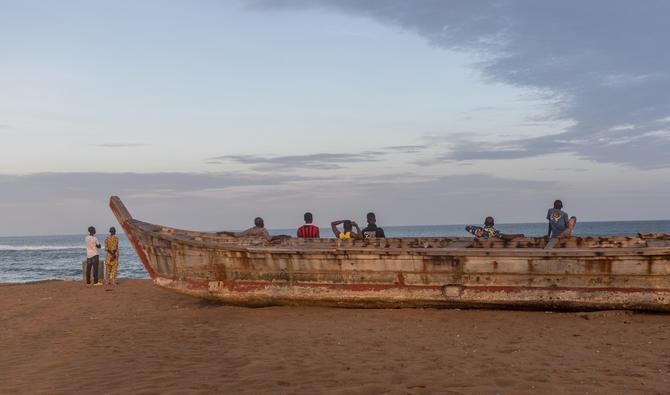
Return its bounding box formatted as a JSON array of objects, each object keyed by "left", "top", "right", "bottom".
[{"left": 1, "top": 0, "right": 669, "bottom": 235}]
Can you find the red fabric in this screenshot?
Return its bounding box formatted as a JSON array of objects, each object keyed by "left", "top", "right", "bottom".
[{"left": 297, "top": 224, "right": 319, "bottom": 238}]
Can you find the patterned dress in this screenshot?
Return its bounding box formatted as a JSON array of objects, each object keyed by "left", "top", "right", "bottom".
[
  {"left": 465, "top": 225, "right": 502, "bottom": 239},
  {"left": 104, "top": 235, "right": 119, "bottom": 285}
]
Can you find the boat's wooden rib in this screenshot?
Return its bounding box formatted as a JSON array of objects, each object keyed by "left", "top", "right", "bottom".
[{"left": 110, "top": 196, "right": 670, "bottom": 311}]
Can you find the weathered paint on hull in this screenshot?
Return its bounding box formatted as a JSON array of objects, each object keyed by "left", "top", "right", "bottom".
[
  {"left": 153, "top": 276, "right": 670, "bottom": 311},
  {"left": 110, "top": 196, "right": 670, "bottom": 311}
]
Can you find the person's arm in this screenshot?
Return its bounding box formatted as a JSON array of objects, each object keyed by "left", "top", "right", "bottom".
[
  {"left": 500, "top": 233, "right": 524, "bottom": 240},
  {"left": 547, "top": 221, "right": 552, "bottom": 238},
  {"left": 219, "top": 231, "right": 237, "bottom": 237},
  {"left": 296, "top": 227, "right": 301, "bottom": 237},
  {"left": 112, "top": 238, "right": 119, "bottom": 258},
  {"left": 315, "top": 228, "right": 320, "bottom": 238},
  {"left": 352, "top": 221, "right": 362, "bottom": 239},
  {"left": 95, "top": 237, "right": 101, "bottom": 249},
  {"left": 378, "top": 228, "right": 385, "bottom": 238},
  {"left": 331, "top": 220, "right": 344, "bottom": 238}
]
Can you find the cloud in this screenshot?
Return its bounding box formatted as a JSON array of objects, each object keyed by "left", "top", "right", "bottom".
[
  {"left": 210, "top": 152, "right": 383, "bottom": 170},
  {"left": 92, "top": 143, "right": 148, "bottom": 148},
  {"left": 0, "top": 172, "right": 314, "bottom": 203},
  {"left": 248, "top": 0, "right": 670, "bottom": 168},
  {"left": 384, "top": 145, "right": 428, "bottom": 153},
  {"left": 0, "top": 170, "right": 559, "bottom": 235}
]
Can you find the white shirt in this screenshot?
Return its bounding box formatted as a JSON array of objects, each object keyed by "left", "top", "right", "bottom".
[{"left": 85, "top": 235, "right": 100, "bottom": 258}]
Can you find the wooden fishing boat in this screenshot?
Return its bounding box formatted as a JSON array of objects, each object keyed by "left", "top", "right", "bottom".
[{"left": 110, "top": 196, "right": 670, "bottom": 311}]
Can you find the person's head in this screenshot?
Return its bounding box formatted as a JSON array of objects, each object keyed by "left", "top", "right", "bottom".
[
  {"left": 569, "top": 216, "right": 577, "bottom": 225},
  {"left": 343, "top": 220, "right": 352, "bottom": 232},
  {"left": 304, "top": 212, "right": 313, "bottom": 224},
  {"left": 254, "top": 217, "right": 264, "bottom": 228},
  {"left": 553, "top": 200, "right": 563, "bottom": 210},
  {"left": 88, "top": 226, "right": 96, "bottom": 235},
  {"left": 366, "top": 212, "right": 376, "bottom": 225},
  {"left": 484, "top": 216, "right": 495, "bottom": 227},
  {"left": 109, "top": 226, "right": 116, "bottom": 235}
]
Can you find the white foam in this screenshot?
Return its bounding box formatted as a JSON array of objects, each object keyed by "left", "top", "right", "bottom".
[{"left": 0, "top": 244, "right": 83, "bottom": 251}]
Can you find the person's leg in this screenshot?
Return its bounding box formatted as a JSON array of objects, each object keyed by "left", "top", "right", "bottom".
[
  {"left": 86, "top": 258, "right": 93, "bottom": 284},
  {"left": 105, "top": 258, "right": 112, "bottom": 285},
  {"left": 92, "top": 255, "right": 99, "bottom": 284},
  {"left": 111, "top": 260, "right": 118, "bottom": 285}
]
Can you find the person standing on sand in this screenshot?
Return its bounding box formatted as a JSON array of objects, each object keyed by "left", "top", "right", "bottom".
[
  {"left": 361, "top": 212, "right": 385, "bottom": 239},
  {"left": 331, "top": 219, "right": 361, "bottom": 239},
  {"left": 546, "top": 200, "right": 570, "bottom": 238},
  {"left": 85, "top": 226, "right": 102, "bottom": 287},
  {"left": 105, "top": 227, "right": 119, "bottom": 287},
  {"left": 297, "top": 212, "right": 320, "bottom": 238}
]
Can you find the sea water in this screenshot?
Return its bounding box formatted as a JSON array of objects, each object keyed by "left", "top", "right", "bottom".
[{"left": 1, "top": 220, "right": 668, "bottom": 283}]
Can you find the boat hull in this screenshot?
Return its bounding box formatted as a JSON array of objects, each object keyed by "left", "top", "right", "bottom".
[{"left": 110, "top": 197, "right": 670, "bottom": 311}]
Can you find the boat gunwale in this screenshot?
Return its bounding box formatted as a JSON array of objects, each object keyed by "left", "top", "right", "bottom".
[{"left": 126, "top": 219, "right": 670, "bottom": 258}]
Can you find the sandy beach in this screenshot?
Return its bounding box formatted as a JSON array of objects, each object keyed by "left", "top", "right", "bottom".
[{"left": 1, "top": 280, "right": 669, "bottom": 394}]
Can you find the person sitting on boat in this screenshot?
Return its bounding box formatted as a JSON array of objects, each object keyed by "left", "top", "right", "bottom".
[
  {"left": 331, "top": 219, "right": 361, "bottom": 239},
  {"left": 547, "top": 199, "right": 570, "bottom": 238},
  {"left": 465, "top": 217, "right": 524, "bottom": 240},
  {"left": 361, "top": 212, "right": 385, "bottom": 239},
  {"left": 297, "top": 212, "right": 320, "bottom": 238},
  {"left": 557, "top": 216, "right": 577, "bottom": 238}
]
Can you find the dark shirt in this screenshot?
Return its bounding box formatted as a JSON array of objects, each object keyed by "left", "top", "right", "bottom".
[
  {"left": 546, "top": 209, "right": 569, "bottom": 237},
  {"left": 362, "top": 224, "right": 385, "bottom": 239},
  {"left": 297, "top": 224, "right": 320, "bottom": 238}
]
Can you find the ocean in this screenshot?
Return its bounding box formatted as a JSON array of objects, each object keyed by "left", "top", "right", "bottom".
[{"left": 1, "top": 220, "right": 668, "bottom": 283}]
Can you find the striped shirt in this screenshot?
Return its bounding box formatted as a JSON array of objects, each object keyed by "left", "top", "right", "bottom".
[{"left": 297, "top": 224, "right": 320, "bottom": 238}]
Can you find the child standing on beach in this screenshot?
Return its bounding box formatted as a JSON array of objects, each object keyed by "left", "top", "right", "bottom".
[
  {"left": 85, "top": 226, "right": 102, "bottom": 287},
  {"left": 105, "top": 227, "right": 119, "bottom": 287}
]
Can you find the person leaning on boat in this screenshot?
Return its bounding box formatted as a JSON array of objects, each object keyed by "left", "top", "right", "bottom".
[
  {"left": 221, "top": 217, "right": 288, "bottom": 241},
  {"left": 547, "top": 200, "right": 570, "bottom": 238},
  {"left": 465, "top": 217, "right": 524, "bottom": 240},
  {"left": 331, "top": 219, "right": 361, "bottom": 239},
  {"left": 297, "top": 212, "right": 320, "bottom": 238}
]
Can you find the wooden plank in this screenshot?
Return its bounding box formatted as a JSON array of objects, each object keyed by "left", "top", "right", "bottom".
[
  {"left": 446, "top": 240, "right": 473, "bottom": 249},
  {"left": 646, "top": 240, "right": 669, "bottom": 248},
  {"left": 544, "top": 238, "right": 559, "bottom": 250}
]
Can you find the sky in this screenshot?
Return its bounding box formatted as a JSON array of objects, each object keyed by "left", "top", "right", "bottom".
[{"left": 1, "top": 0, "right": 669, "bottom": 236}]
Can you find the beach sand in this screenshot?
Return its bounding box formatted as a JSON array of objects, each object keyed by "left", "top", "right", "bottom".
[{"left": 1, "top": 280, "right": 669, "bottom": 394}]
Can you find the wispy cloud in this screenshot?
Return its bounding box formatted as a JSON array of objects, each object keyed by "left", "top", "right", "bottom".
[
  {"left": 384, "top": 145, "right": 428, "bottom": 153},
  {"left": 249, "top": 0, "right": 670, "bottom": 168},
  {"left": 210, "top": 152, "right": 384, "bottom": 170}
]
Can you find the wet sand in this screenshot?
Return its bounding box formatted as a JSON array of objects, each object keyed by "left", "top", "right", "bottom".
[{"left": 1, "top": 280, "right": 669, "bottom": 394}]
